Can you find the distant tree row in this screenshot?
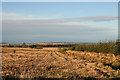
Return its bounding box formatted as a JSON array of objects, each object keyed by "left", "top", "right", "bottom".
[
  {"left": 69, "top": 40, "right": 120, "bottom": 55},
  {"left": 2, "top": 43, "right": 74, "bottom": 49},
  {"left": 2, "top": 43, "right": 43, "bottom": 49}
]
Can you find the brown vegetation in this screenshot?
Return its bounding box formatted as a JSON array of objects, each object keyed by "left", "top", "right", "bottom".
[{"left": 2, "top": 46, "right": 120, "bottom": 79}]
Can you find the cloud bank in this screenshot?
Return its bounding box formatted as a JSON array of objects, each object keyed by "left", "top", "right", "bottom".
[
  {"left": 3, "top": 12, "right": 118, "bottom": 22},
  {"left": 2, "top": 12, "right": 118, "bottom": 43}
]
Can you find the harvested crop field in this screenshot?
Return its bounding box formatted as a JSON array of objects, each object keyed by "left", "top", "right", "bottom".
[{"left": 2, "top": 47, "right": 120, "bottom": 79}]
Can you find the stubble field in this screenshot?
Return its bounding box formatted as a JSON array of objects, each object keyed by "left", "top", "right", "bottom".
[{"left": 2, "top": 47, "right": 120, "bottom": 79}]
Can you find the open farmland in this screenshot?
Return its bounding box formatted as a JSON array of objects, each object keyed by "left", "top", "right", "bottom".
[{"left": 2, "top": 46, "right": 120, "bottom": 79}]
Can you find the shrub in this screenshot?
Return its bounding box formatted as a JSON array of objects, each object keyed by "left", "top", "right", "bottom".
[
  {"left": 22, "top": 43, "right": 28, "bottom": 48},
  {"left": 69, "top": 40, "right": 120, "bottom": 55},
  {"left": 36, "top": 45, "right": 43, "bottom": 49},
  {"left": 8, "top": 44, "right": 14, "bottom": 47},
  {"left": 60, "top": 48, "right": 67, "bottom": 54}
]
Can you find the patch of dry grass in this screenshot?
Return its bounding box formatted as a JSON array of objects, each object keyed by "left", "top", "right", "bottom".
[{"left": 2, "top": 47, "right": 120, "bottom": 79}]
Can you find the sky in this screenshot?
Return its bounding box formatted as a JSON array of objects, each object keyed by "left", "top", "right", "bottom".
[{"left": 2, "top": 2, "right": 118, "bottom": 43}]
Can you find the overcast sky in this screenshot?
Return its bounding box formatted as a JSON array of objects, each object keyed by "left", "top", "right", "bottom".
[{"left": 2, "top": 2, "right": 118, "bottom": 43}]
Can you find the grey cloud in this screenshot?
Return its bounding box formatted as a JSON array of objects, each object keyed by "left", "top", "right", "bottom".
[
  {"left": 70, "top": 16, "right": 118, "bottom": 21},
  {"left": 3, "top": 15, "right": 118, "bottom": 23},
  {"left": 2, "top": 18, "right": 117, "bottom": 43},
  {"left": 3, "top": 19, "right": 116, "bottom": 34}
]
